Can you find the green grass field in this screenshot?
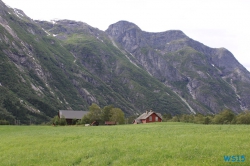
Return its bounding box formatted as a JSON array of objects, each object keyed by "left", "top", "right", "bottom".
[{"left": 0, "top": 122, "right": 249, "bottom": 166}]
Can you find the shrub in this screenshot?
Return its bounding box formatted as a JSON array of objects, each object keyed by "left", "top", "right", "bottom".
[
  {"left": 0, "top": 120, "right": 10, "bottom": 125},
  {"left": 194, "top": 114, "right": 206, "bottom": 124},
  {"left": 212, "top": 109, "right": 235, "bottom": 124},
  {"left": 51, "top": 115, "right": 67, "bottom": 126},
  {"left": 170, "top": 116, "right": 180, "bottom": 122},
  {"left": 162, "top": 113, "right": 173, "bottom": 122},
  {"left": 72, "top": 119, "right": 77, "bottom": 125},
  {"left": 180, "top": 114, "right": 189, "bottom": 123},
  {"left": 76, "top": 120, "right": 82, "bottom": 125},
  {"left": 59, "top": 116, "right": 67, "bottom": 126},
  {"left": 236, "top": 111, "right": 250, "bottom": 124},
  {"left": 81, "top": 115, "right": 90, "bottom": 124},
  {"left": 204, "top": 116, "right": 211, "bottom": 124}
]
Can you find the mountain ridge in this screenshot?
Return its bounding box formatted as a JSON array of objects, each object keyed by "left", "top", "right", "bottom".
[{"left": 106, "top": 20, "right": 250, "bottom": 114}]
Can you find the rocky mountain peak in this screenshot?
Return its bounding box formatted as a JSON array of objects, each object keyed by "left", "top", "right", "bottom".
[
  {"left": 106, "top": 20, "right": 141, "bottom": 37},
  {"left": 106, "top": 20, "right": 188, "bottom": 53},
  {"left": 106, "top": 21, "right": 250, "bottom": 114}
]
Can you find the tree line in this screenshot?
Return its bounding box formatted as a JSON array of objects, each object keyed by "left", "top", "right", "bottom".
[
  {"left": 81, "top": 103, "right": 125, "bottom": 125},
  {"left": 2, "top": 105, "right": 250, "bottom": 125},
  {"left": 163, "top": 109, "right": 250, "bottom": 124}
]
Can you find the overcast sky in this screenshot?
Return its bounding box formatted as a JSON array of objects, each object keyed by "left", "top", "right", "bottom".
[{"left": 2, "top": 0, "right": 250, "bottom": 71}]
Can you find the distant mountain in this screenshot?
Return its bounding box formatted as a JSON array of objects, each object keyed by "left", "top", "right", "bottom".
[
  {"left": 0, "top": 1, "right": 250, "bottom": 124},
  {"left": 106, "top": 21, "right": 250, "bottom": 114}
]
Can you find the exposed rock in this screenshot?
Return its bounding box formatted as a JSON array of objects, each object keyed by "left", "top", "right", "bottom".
[{"left": 106, "top": 21, "right": 250, "bottom": 113}]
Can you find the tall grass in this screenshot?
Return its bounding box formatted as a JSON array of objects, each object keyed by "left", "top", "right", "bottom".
[{"left": 0, "top": 123, "right": 249, "bottom": 165}]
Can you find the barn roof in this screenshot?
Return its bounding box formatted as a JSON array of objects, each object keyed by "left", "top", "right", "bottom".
[{"left": 59, "top": 110, "right": 88, "bottom": 119}]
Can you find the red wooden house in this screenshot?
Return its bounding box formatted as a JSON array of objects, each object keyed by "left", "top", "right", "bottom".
[{"left": 133, "top": 110, "right": 162, "bottom": 124}]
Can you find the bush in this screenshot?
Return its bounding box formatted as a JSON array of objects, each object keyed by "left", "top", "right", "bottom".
[
  {"left": 212, "top": 109, "right": 235, "bottom": 124},
  {"left": 171, "top": 110, "right": 250, "bottom": 125},
  {"left": 204, "top": 116, "right": 211, "bottom": 124},
  {"left": 236, "top": 111, "right": 250, "bottom": 124},
  {"left": 170, "top": 116, "right": 180, "bottom": 122},
  {"left": 194, "top": 114, "right": 206, "bottom": 124},
  {"left": 0, "top": 120, "right": 10, "bottom": 125},
  {"left": 51, "top": 115, "right": 67, "bottom": 126},
  {"left": 162, "top": 113, "right": 173, "bottom": 122},
  {"left": 81, "top": 115, "right": 90, "bottom": 124},
  {"left": 72, "top": 119, "right": 77, "bottom": 125},
  {"left": 76, "top": 120, "right": 82, "bottom": 125},
  {"left": 180, "top": 114, "right": 189, "bottom": 123},
  {"left": 59, "top": 117, "right": 67, "bottom": 126}
]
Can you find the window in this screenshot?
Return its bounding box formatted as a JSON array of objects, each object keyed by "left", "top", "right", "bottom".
[
  {"left": 149, "top": 116, "right": 152, "bottom": 121},
  {"left": 155, "top": 116, "right": 158, "bottom": 121}
]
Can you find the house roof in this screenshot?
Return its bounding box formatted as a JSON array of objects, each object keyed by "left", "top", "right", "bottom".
[
  {"left": 59, "top": 110, "right": 88, "bottom": 119},
  {"left": 155, "top": 113, "right": 163, "bottom": 119},
  {"left": 135, "top": 111, "right": 162, "bottom": 121}
]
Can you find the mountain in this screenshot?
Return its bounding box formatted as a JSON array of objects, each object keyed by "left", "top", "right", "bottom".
[
  {"left": 106, "top": 21, "right": 250, "bottom": 114},
  {"left": 0, "top": 1, "right": 188, "bottom": 124},
  {"left": 0, "top": 1, "right": 250, "bottom": 124}
]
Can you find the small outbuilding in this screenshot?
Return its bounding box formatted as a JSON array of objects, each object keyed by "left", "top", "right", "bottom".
[
  {"left": 133, "top": 110, "right": 162, "bottom": 124},
  {"left": 59, "top": 110, "right": 88, "bottom": 125},
  {"left": 105, "top": 121, "right": 116, "bottom": 125}
]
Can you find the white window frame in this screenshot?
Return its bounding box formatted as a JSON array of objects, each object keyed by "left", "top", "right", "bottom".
[
  {"left": 155, "top": 116, "right": 158, "bottom": 121},
  {"left": 149, "top": 116, "right": 152, "bottom": 121}
]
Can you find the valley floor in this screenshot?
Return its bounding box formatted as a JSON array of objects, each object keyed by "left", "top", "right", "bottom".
[{"left": 0, "top": 123, "right": 249, "bottom": 165}]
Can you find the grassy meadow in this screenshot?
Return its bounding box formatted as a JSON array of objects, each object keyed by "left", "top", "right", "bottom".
[{"left": 0, "top": 122, "right": 249, "bottom": 166}]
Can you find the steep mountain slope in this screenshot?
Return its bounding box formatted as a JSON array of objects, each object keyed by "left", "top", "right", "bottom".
[
  {"left": 36, "top": 19, "right": 191, "bottom": 114},
  {"left": 0, "top": 1, "right": 190, "bottom": 124},
  {"left": 106, "top": 21, "right": 250, "bottom": 114},
  {"left": 0, "top": 1, "right": 89, "bottom": 123}
]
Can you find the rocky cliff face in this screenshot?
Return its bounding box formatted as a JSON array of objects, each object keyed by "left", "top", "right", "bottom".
[
  {"left": 0, "top": 2, "right": 190, "bottom": 124},
  {"left": 1, "top": 2, "right": 250, "bottom": 124},
  {"left": 106, "top": 21, "right": 250, "bottom": 114}
]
